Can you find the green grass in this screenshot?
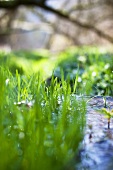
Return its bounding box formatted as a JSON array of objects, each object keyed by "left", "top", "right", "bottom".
[
  {"left": 1, "top": 46, "right": 113, "bottom": 96},
  {"left": 0, "top": 67, "right": 86, "bottom": 170},
  {"left": 0, "top": 50, "right": 55, "bottom": 78},
  {"left": 54, "top": 46, "right": 113, "bottom": 96},
  {"left": 0, "top": 46, "right": 113, "bottom": 169}
]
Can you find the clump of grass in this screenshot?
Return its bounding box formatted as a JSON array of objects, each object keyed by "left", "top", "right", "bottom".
[{"left": 0, "top": 67, "right": 86, "bottom": 170}]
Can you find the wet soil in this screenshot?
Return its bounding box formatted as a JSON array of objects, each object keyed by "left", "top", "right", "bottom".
[{"left": 77, "top": 96, "right": 113, "bottom": 170}]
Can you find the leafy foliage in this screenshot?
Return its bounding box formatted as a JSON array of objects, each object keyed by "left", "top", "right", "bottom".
[{"left": 53, "top": 47, "right": 113, "bottom": 95}]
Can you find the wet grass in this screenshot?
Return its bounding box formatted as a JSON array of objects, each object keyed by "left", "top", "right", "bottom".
[
  {"left": 0, "top": 67, "right": 86, "bottom": 170},
  {"left": 0, "top": 46, "right": 113, "bottom": 169}
]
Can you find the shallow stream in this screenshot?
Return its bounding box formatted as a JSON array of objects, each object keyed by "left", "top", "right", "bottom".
[{"left": 77, "top": 96, "right": 113, "bottom": 170}]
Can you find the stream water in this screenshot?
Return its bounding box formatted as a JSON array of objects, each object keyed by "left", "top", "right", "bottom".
[{"left": 77, "top": 96, "right": 113, "bottom": 170}]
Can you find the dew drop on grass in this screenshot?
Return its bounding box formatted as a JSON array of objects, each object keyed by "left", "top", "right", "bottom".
[
  {"left": 41, "top": 102, "right": 45, "bottom": 106},
  {"left": 78, "top": 77, "right": 82, "bottom": 82},
  {"left": 19, "top": 132, "right": 25, "bottom": 139},
  {"left": 27, "top": 100, "right": 34, "bottom": 107},
  {"left": 13, "top": 125, "right": 18, "bottom": 130},
  {"left": 5, "top": 79, "right": 10, "bottom": 85},
  {"left": 58, "top": 99, "right": 62, "bottom": 105},
  {"left": 52, "top": 112, "right": 58, "bottom": 121},
  {"left": 57, "top": 96, "right": 62, "bottom": 104},
  {"left": 44, "top": 140, "right": 53, "bottom": 147},
  {"left": 49, "top": 120, "right": 54, "bottom": 124},
  {"left": 77, "top": 107, "right": 81, "bottom": 111},
  {"left": 92, "top": 72, "right": 96, "bottom": 77},
  {"left": 104, "top": 63, "right": 110, "bottom": 69},
  {"left": 78, "top": 56, "right": 86, "bottom": 63},
  {"left": 10, "top": 112, "right": 12, "bottom": 116},
  {"left": 8, "top": 133, "right": 10, "bottom": 137}
]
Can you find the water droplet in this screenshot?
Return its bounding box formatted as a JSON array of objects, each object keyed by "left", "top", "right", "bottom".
[
  {"left": 8, "top": 134, "right": 10, "bottom": 137},
  {"left": 78, "top": 56, "right": 86, "bottom": 63},
  {"left": 78, "top": 77, "right": 82, "bottom": 82},
  {"left": 13, "top": 125, "right": 18, "bottom": 130},
  {"left": 92, "top": 72, "right": 96, "bottom": 77},
  {"left": 19, "top": 132, "right": 25, "bottom": 139},
  {"left": 104, "top": 63, "right": 110, "bottom": 69},
  {"left": 5, "top": 79, "right": 10, "bottom": 85}
]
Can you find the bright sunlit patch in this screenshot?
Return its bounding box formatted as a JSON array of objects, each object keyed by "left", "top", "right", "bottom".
[
  {"left": 78, "top": 56, "right": 86, "bottom": 63},
  {"left": 104, "top": 63, "right": 110, "bottom": 69},
  {"left": 78, "top": 77, "right": 82, "bottom": 82},
  {"left": 19, "top": 132, "right": 25, "bottom": 139},
  {"left": 3, "top": 0, "right": 14, "bottom": 1},
  {"left": 5, "top": 79, "right": 10, "bottom": 85},
  {"left": 99, "top": 47, "right": 107, "bottom": 53},
  {"left": 92, "top": 72, "right": 96, "bottom": 77}
]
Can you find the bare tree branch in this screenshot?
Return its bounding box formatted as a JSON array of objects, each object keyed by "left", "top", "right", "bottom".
[
  {"left": 94, "top": 13, "right": 113, "bottom": 24},
  {"left": 0, "top": 0, "right": 113, "bottom": 43},
  {"left": 0, "top": 11, "right": 9, "bottom": 20},
  {"left": 68, "top": 0, "right": 105, "bottom": 13}
]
